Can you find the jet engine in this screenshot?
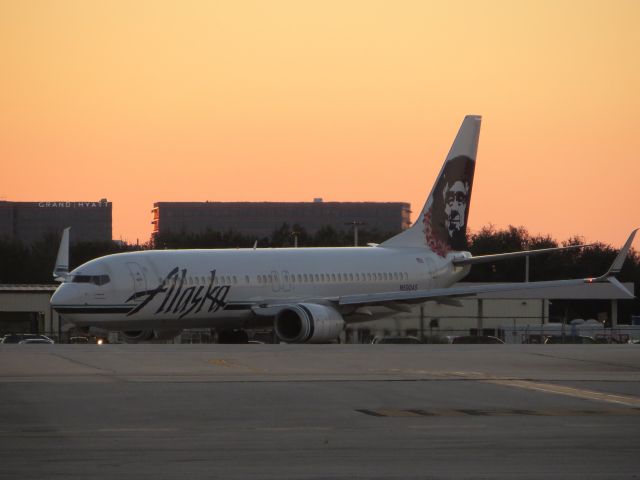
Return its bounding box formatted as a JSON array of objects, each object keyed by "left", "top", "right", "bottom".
[
  {"left": 274, "top": 303, "right": 345, "bottom": 343},
  {"left": 120, "top": 329, "right": 182, "bottom": 343}
]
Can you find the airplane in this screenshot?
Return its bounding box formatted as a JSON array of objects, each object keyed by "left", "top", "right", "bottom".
[{"left": 50, "top": 115, "right": 637, "bottom": 343}]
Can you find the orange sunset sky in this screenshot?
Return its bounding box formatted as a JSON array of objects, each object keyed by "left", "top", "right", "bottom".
[{"left": 1, "top": 0, "right": 639, "bottom": 246}]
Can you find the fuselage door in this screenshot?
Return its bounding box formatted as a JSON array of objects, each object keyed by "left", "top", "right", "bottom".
[
  {"left": 126, "top": 262, "right": 147, "bottom": 294},
  {"left": 281, "top": 270, "right": 292, "bottom": 292},
  {"left": 423, "top": 257, "right": 436, "bottom": 288},
  {"left": 270, "top": 270, "right": 280, "bottom": 293}
]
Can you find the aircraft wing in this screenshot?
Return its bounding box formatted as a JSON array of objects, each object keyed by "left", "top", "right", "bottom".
[
  {"left": 338, "top": 276, "right": 634, "bottom": 308},
  {"left": 250, "top": 229, "right": 636, "bottom": 315},
  {"left": 339, "top": 229, "right": 637, "bottom": 307}
]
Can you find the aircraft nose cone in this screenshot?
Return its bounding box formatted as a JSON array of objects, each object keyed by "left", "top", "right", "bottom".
[{"left": 50, "top": 284, "right": 72, "bottom": 307}]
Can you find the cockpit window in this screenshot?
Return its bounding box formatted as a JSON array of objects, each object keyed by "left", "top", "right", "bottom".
[{"left": 71, "top": 274, "right": 110, "bottom": 286}]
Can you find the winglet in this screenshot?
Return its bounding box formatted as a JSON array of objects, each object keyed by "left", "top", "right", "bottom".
[
  {"left": 53, "top": 227, "right": 70, "bottom": 281},
  {"left": 590, "top": 228, "right": 637, "bottom": 283}
]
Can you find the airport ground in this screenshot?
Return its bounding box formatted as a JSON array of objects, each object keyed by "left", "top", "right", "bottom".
[{"left": 1, "top": 344, "right": 639, "bottom": 479}]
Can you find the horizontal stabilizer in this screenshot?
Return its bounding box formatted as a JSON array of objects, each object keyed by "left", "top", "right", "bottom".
[{"left": 452, "top": 243, "right": 592, "bottom": 266}]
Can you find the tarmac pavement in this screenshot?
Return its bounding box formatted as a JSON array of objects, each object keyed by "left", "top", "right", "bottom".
[{"left": 1, "top": 344, "right": 639, "bottom": 479}]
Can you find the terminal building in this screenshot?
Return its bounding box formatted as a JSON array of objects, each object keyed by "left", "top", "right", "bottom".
[
  {"left": 346, "top": 282, "right": 638, "bottom": 344},
  {"left": 151, "top": 200, "right": 411, "bottom": 242},
  {"left": 0, "top": 200, "right": 112, "bottom": 244}
]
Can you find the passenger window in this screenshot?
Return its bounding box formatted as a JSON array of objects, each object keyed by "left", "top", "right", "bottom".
[
  {"left": 314, "top": 274, "right": 319, "bottom": 282},
  {"left": 349, "top": 273, "right": 353, "bottom": 281},
  {"left": 303, "top": 274, "right": 308, "bottom": 282},
  {"left": 233, "top": 276, "right": 237, "bottom": 284},
  {"left": 331, "top": 274, "right": 336, "bottom": 282}
]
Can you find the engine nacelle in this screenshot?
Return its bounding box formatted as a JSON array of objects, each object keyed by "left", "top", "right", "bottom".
[
  {"left": 120, "top": 329, "right": 182, "bottom": 343},
  {"left": 274, "top": 303, "right": 345, "bottom": 343}
]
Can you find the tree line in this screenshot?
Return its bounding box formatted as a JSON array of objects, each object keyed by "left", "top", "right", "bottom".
[{"left": 0, "top": 224, "right": 638, "bottom": 321}]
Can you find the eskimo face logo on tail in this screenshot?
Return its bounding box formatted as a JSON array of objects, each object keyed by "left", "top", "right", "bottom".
[
  {"left": 125, "top": 268, "right": 229, "bottom": 318},
  {"left": 423, "top": 155, "right": 475, "bottom": 256}
]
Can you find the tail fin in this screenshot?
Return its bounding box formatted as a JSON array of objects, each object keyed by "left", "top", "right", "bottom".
[
  {"left": 53, "top": 227, "right": 70, "bottom": 281},
  {"left": 380, "top": 115, "right": 481, "bottom": 255}
]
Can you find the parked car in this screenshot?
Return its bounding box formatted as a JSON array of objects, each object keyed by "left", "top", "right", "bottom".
[
  {"left": 69, "top": 336, "right": 89, "bottom": 344},
  {"left": 1, "top": 333, "right": 54, "bottom": 344},
  {"left": 18, "top": 338, "right": 55, "bottom": 344},
  {"left": 371, "top": 336, "right": 423, "bottom": 344},
  {"left": 450, "top": 335, "right": 504, "bottom": 344}
]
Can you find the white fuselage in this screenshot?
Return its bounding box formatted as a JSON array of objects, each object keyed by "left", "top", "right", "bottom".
[{"left": 50, "top": 246, "right": 470, "bottom": 331}]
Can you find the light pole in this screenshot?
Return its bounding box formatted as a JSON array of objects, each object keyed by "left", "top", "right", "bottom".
[{"left": 345, "top": 221, "right": 366, "bottom": 247}]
